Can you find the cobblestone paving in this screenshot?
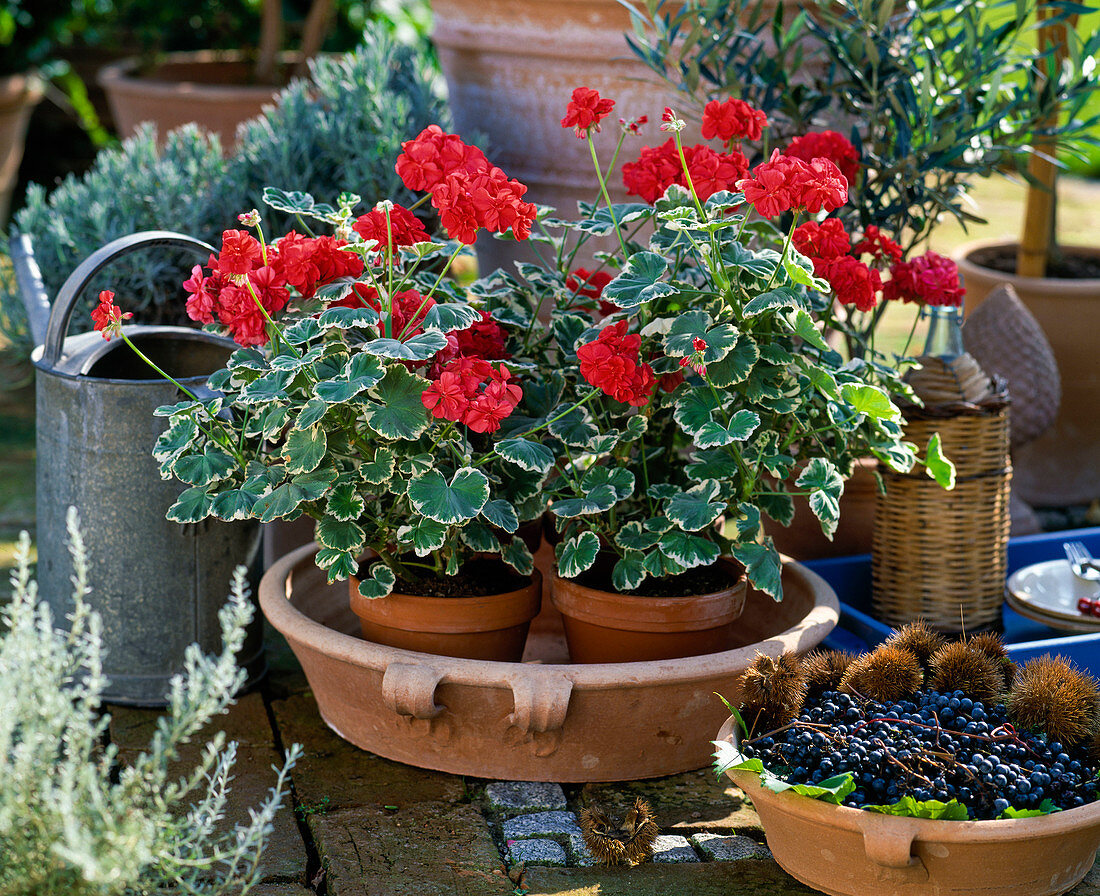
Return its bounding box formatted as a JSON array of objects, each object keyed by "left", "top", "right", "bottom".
[{"left": 108, "top": 627, "right": 1100, "bottom": 896}]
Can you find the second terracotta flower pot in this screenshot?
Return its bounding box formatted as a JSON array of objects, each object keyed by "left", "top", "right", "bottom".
[
  {"left": 549, "top": 560, "right": 747, "bottom": 663},
  {"left": 716, "top": 716, "right": 1100, "bottom": 896},
  {"left": 349, "top": 567, "right": 541, "bottom": 663}
]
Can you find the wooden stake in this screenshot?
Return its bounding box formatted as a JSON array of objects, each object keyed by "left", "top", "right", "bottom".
[
  {"left": 254, "top": 0, "right": 285, "bottom": 85},
  {"left": 1017, "top": 3, "right": 1075, "bottom": 278}
]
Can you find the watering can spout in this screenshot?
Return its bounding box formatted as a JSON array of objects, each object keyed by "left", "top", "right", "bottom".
[{"left": 10, "top": 231, "right": 52, "bottom": 348}]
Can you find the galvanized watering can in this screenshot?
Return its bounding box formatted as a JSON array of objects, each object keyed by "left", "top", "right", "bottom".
[{"left": 15, "top": 230, "right": 265, "bottom": 706}]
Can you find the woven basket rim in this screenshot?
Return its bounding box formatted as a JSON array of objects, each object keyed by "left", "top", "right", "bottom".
[{"left": 898, "top": 376, "right": 1009, "bottom": 419}]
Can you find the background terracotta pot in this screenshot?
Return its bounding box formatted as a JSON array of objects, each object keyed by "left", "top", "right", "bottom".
[
  {"left": 0, "top": 72, "right": 45, "bottom": 223},
  {"left": 549, "top": 559, "right": 748, "bottom": 663},
  {"left": 98, "top": 51, "right": 293, "bottom": 152},
  {"left": 717, "top": 716, "right": 1100, "bottom": 896},
  {"left": 957, "top": 239, "right": 1100, "bottom": 506},
  {"left": 349, "top": 567, "right": 541, "bottom": 663}
]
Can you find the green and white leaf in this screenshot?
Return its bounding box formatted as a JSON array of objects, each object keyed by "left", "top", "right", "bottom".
[
  {"left": 612, "top": 551, "right": 646, "bottom": 591},
  {"left": 364, "top": 365, "right": 431, "bottom": 440},
  {"left": 556, "top": 531, "right": 600, "bottom": 578},
  {"left": 665, "top": 481, "right": 725, "bottom": 532},
  {"left": 502, "top": 538, "right": 535, "bottom": 576},
  {"left": 285, "top": 425, "right": 327, "bottom": 475},
  {"left": 316, "top": 517, "right": 366, "bottom": 553},
  {"left": 923, "top": 432, "right": 956, "bottom": 489},
  {"left": 496, "top": 437, "right": 555, "bottom": 474},
  {"left": 600, "top": 251, "right": 676, "bottom": 308},
  {"left": 356, "top": 562, "right": 396, "bottom": 599},
  {"left": 407, "top": 467, "right": 490, "bottom": 524},
  {"left": 481, "top": 499, "right": 519, "bottom": 533}
]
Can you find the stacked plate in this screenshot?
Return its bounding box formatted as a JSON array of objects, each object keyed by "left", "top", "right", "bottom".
[{"left": 1006, "top": 559, "right": 1100, "bottom": 633}]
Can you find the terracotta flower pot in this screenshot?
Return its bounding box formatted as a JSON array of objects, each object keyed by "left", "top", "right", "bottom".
[
  {"left": 957, "top": 239, "right": 1100, "bottom": 506},
  {"left": 0, "top": 72, "right": 45, "bottom": 223},
  {"left": 549, "top": 559, "right": 748, "bottom": 663},
  {"left": 97, "top": 51, "right": 294, "bottom": 152},
  {"left": 349, "top": 567, "right": 541, "bottom": 663},
  {"left": 716, "top": 716, "right": 1100, "bottom": 896}
]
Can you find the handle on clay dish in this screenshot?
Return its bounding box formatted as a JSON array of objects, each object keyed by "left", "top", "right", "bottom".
[
  {"left": 381, "top": 663, "right": 445, "bottom": 720},
  {"left": 858, "top": 815, "right": 924, "bottom": 870},
  {"left": 508, "top": 673, "right": 573, "bottom": 736}
]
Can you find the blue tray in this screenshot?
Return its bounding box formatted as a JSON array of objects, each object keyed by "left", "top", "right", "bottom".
[{"left": 808, "top": 527, "right": 1100, "bottom": 675}]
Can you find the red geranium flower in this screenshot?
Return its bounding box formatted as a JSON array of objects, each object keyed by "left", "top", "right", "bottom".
[
  {"left": 884, "top": 252, "right": 965, "bottom": 307},
  {"left": 421, "top": 359, "right": 522, "bottom": 432},
  {"left": 701, "top": 98, "right": 768, "bottom": 143},
  {"left": 561, "top": 87, "right": 616, "bottom": 138},
  {"left": 798, "top": 158, "right": 849, "bottom": 214},
  {"left": 217, "top": 230, "right": 263, "bottom": 276},
  {"left": 852, "top": 225, "right": 903, "bottom": 264},
  {"left": 395, "top": 125, "right": 491, "bottom": 193},
  {"left": 793, "top": 218, "right": 851, "bottom": 261},
  {"left": 91, "top": 290, "right": 133, "bottom": 340},
  {"left": 820, "top": 256, "right": 882, "bottom": 313},
  {"left": 431, "top": 167, "right": 537, "bottom": 244},
  {"left": 353, "top": 203, "right": 431, "bottom": 251},
  {"left": 786, "top": 131, "right": 860, "bottom": 185},
  {"left": 576, "top": 320, "right": 655, "bottom": 406}
]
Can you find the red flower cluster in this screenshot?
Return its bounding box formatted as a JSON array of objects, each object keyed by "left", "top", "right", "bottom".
[
  {"left": 421, "top": 359, "right": 522, "bottom": 433},
  {"left": 576, "top": 320, "right": 656, "bottom": 406},
  {"left": 793, "top": 219, "right": 882, "bottom": 312},
  {"left": 622, "top": 138, "right": 748, "bottom": 204},
  {"left": 185, "top": 229, "right": 361, "bottom": 346},
  {"left": 785, "top": 131, "right": 860, "bottom": 185},
  {"left": 737, "top": 150, "right": 848, "bottom": 218},
  {"left": 852, "top": 225, "right": 903, "bottom": 263},
  {"left": 884, "top": 252, "right": 965, "bottom": 307},
  {"left": 352, "top": 203, "right": 430, "bottom": 251},
  {"left": 428, "top": 310, "right": 511, "bottom": 378},
  {"left": 395, "top": 126, "right": 537, "bottom": 245},
  {"left": 701, "top": 98, "right": 768, "bottom": 143},
  {"left": 91, "top": 290, "right": 133, "bottom": 340},
  {"left": 561, "top": 87, "right": 616, "bottom": 138},
  {"left": 566, "top": 267, "right": 618, "bottom": 317}
]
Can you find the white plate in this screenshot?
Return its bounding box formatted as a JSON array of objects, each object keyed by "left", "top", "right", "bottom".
[{"left": 1005, "top": 559, "right": 1100, "bottom": 628}]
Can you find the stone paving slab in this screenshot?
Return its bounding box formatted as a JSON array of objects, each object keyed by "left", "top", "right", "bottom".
[
  {"left": 308, "top": 803, "right": 511, "bottom": 896},
  {"left": 507, "top": 838, "right": 568, "bottom": 867},
  {"left": 269, "top": 692, "right": 466, "bottom": 811},
  {"left": 652, "top": 834, "right": 699, "bottom": 863},
  {"left": 484, "top": 781, "right": 567, "bottom": 818},
  {"left": 692, "top": 832, "right": 771, "bottom": 861},
  {"left": 577, "top": 767, "right": 764, "bottom": 836},
  {"left": 519, "top": 859, "right": 821, "bottom": 896}
]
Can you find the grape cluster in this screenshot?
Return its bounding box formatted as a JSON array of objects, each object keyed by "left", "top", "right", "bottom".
[{"left": 740, "top": 689, "right": 1100, "bottom": 819}]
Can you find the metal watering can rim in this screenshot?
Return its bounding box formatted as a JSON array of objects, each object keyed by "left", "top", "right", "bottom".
[{"left": 13, "top": 230, "right": 217, "bottom": 371}]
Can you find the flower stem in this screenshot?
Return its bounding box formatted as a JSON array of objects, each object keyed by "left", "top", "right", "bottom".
[
  {"left": 587, "top": 135, "right": 629, "bottom": 258},
  {"left": 522, "top": 388, "right": 602, "bottom": 438}
]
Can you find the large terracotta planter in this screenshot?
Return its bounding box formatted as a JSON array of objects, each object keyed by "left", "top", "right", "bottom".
[
  {"left": 957, "top": 239, "right": 1100, "bottom": 506},
  {"left": 717, "top": 716, "right": 1100, "bottom": 896},
  {"left": 349, "top": 568, "right": 541, "bottom": 663},
  {"left": 0, "top": 72, "right": 44, "bottom": 223},
  {"left": 549, "top": 560, "right": 748, "bottom": 663},
  {"left": 98, "top": 51, "right": 292, "bottom": 152},
  {"left": 258, "top": 544, "right": 837, "bottom": 781}
]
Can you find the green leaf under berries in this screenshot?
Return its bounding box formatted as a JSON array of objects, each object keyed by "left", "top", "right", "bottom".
[
  {"left": 363, "top": 365, "right": 430, "bottom": 440},
  {"left": 556, "top": 531, "right": 600, "bottom": 578},
  {"left": 496, "top": 437, "right": 555, "bottom": 474},
  {"left": 166, "top": 486, "right": 214, "bottom": 524},
  {"left": 356, "top": 562, "right": 396, "bottom": 599},
  {"left": 712, "top": 746, "right": 855, "bottom": 805},
  {"left": 732, "top": 540, "right": 783, "bottom": 601},
  {"left": 422, "top": 302, "right": 481, "bottom": 334},
  {"left": 600, "top": 251, "right": 676, "bottom": 308},
  {"left": 923, "top": 432, "right": 956, "bottom": 490},
  {"left": 481, "top": 499, "right": 519, "bottom": 533},
  {"left": 612, "top": 551, "right": 646, "bottom": 591},
  {"left": 285, "top": 425, "right": 327, "bottom": 475},
  {"left": 742, "top": 286, "right": 809, "bottom": 317},
  {"left": 863, "top": 795, "right": 970, "bottom": 820},
  {"left": 665, "top": 481, "right": 725, "bottom": 532},
  {"left": 361, "top": 331, "right": 448, "bottom": 362},
  {"left": 316, "top": 517, "right": 366, "bottom": 553},
  {"left": 407, "top": 467, "right": 490, "bottom": 524}
]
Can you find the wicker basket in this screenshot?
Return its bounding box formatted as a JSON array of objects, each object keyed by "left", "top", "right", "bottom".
[{"left": 871, "top": 387, "right": 1011, "bottom": 632}]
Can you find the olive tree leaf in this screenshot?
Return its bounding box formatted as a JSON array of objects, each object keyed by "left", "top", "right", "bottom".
[
  {"left": 556, "top": 531, "right": 600, "bottom": 578},
  {"left": 407, "top": 467, "right": 490, "bottom": 524}
]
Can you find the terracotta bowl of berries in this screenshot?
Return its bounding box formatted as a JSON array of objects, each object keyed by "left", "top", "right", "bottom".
[{"left": 714, "top": 622, "right": 1100, "bottom": 896}]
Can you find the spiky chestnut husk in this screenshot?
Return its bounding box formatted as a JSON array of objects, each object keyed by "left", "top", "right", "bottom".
[
  {"left": 1008, "top": 655, "right": 1099, "bottom": 747},
  {"left": 739, "top": 653, "right": 806, "bottom": 734},
  {"left": 840, "top": 645, "right": 923, "bottom": 703},
  {"left": 968, "top": 630, "right": 1017, "bottom": 689},
  {"left": 580, "top": 806, "right": 627, "bottom": 866},
  {"left": 928, "top": 641, "right": 1005, "bottom": 702},
  {"left": 801, "top": 650, "right": 855, "bottom": 698},
  {"left": 884, "top": 620, "right": 946, "bottom": 675},
  {"left": 620, "top": 798, "right": 659, "bottom": 866},
  {"left": 579, "top": 799, "right": 659, "bottom": 867}
]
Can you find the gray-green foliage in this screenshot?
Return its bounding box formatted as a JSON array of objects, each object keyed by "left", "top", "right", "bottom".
[
  {"left": 230, "top": 26, "right": 447, "bottom": 232},
  {"left": 0, "top": 509, "right": 300, "bottom": 895},
  {"left": 2, "top": 125, "right": 233, "bottom": 345},
  {"left": 0, "top": 25, "right": 445, "bottom": 351}
]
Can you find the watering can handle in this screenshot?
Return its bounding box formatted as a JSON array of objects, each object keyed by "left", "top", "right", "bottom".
[{"left": 40, "top": 230, "right": 216, "bottom": 370}]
